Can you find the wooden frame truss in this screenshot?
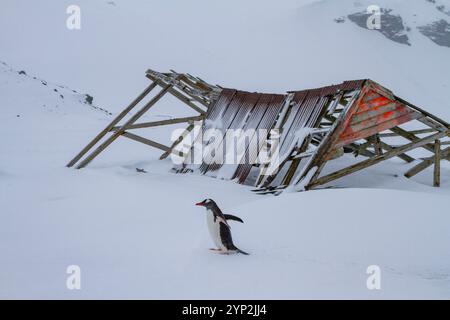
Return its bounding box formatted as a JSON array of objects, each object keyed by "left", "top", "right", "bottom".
[{"left": 66, "top": 70, "right": 221, "bottom": 169}]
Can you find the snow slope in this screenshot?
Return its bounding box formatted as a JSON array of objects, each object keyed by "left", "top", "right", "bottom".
[{"left": 1, "top": 0, "right": 450, "bottom": 299}]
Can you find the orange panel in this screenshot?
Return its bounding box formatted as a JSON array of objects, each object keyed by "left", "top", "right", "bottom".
[{"left": 335, "top": 89, "right": 416, "bottom": 147}]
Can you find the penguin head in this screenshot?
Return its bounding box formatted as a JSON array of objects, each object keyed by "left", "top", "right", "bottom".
[{"left": 195, "top": 198, "right": 215, "bottom": 209}]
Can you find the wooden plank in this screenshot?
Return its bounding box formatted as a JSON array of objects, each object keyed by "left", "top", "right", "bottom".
[
  {"left": 76, "top": 83, "right": 173, "bottom": 169},
  {"left": 355, "top": 96, "right": 392, "bottom": 114},
  {"left": 373, "top": 134, "right": 383, "bottom": 156},
  {"left": 345, "top": 106, "right": 414, "bottom": 134},
  {"left": 110, "top": 115, "right": 203, "bottom": 131},
  {"left": 378, "top": 128, "right": 436, "bottom": 137},
  {"left": 394, "top": 95, "right": 450, "bottom": 128},
  {"left": 390, "top": 126, "right": 450, "bottom": 164},
  {"left": 66, "top": 81, "right": 157, "bottom": 167},
  {"left": 378, "top": 140, "right": 414, "bottom": 162},
  {"left": 434, "top": 140, "right": 441, "bottom": 187},
  {"left": 120, "top": 132, "right": 184, "bottom": 158},
  {"left": 351, "top": 102, "right": 399, "bottom": 124},
  {"left": 160, "top": 123, "right": 196, "bottom": 160},
  {"left": 146, "top": 74, "right": 207, "bottom": 114},
  {"left": 404, "top": 146, "right": 450, "bottom": 178},
  {"left": 337, "top": 111, "right": 421, "bottom": 147},
  {"left": 306, "top": 131, "right": 447, "bottom": 189}
]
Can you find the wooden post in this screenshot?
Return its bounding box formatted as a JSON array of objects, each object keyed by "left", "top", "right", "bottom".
[
  {"left": 374, "top": 134, "right": 383, "bottom": 156},
  {"left": 306, "top": 131, "right": 447, "bottom": 189},
  {"left": 404, "top": 147, "right": 450, "bottom": 178},
  {"left": 110, "top": 115, "right": 203, "bottom": 131},
  {"left": 434, "top": 139, "right": 441, "bottom": 187},
  {"left": 66, "top": 82, "right": 158, "bottom": 167},
  {"left": 146, "top": 74, "right": 207, "bottom": 113},
  {"left": 76, "top": 83, "right": 173, "bottom": 169}
]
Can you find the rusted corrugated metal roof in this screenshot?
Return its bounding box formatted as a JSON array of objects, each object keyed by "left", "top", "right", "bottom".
[{"left": 182, "top": 80, "right": 367, "bottom": 183}]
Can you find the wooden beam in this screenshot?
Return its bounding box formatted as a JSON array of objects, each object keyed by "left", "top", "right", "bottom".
[
  {"left": 404, "top": 146, "right": 450, "bottom": 178},
  {"left": 120, "top": 132, "right": 183, "bottom": 158},
  {"left": 110, "top": 115, "right": 203, "bottom": 131},
  {"left": 76, "top": 83, "right": 173, "bottom": 169},
  {"left": 394, "top": 95, "right": 450, "bottom": 128},
  {"left": 146, "top": 74, "right": 208, "bottom": 113},
  {"left": 390, "top": 126, "right": 450, "bottom": 163},
  {"left": 159, "top": 123, "right": 196, "bottom": 160},
  {"left": 306, "top": 131, "right": 447, "bottom": 189},
  {"left": 379, "top": 128, "right": 436, "bottom": 137},
  {"left": 121, "top": 132, "right": 169, "bottom": 151},
  {"left": 378, "top": 141, "right": 415, "bottom": 162},
  {"left": 66, "top": 82, "right": 158, "bottom": 167},
  {"left": 364, "top": 135, "right": 414, "bottom": 162},
  {"left": 390, "top": 126, "right": 437, "bottom": 154},
  {"left": 434, "top": 140, "right": 441, "bottom": 187},
  {"left": 373, "top": 134, "right": 383, "bottom": 156}
]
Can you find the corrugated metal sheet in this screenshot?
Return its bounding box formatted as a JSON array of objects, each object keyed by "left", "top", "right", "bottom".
[{"left": 232, "top": 94, "right": 286, "bottom": 183}]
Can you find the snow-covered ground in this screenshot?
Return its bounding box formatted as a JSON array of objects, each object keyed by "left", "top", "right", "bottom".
[{"left": 1, "top": 0, "right": 449, "bottom": 299}]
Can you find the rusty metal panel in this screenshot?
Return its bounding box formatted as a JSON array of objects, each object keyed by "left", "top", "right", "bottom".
[
  {"left": 234, "top": 94, "right": 286, "bottom": 184},
  {"left": 225, "top": 94, "right": 273, "bottom": 181},
  {"left": 181, "top": 89, "right": 236, "bottom": 171},
  {"left": 200, "top": 91, "right": 248, "bottom": 173},
  {"left": 204, "top": 91, "right": 260, "bottom": 174}
]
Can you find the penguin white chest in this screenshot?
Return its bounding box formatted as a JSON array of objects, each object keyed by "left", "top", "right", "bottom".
[{"left": 206, "top": 210, "right": 224, "bottom": 249}]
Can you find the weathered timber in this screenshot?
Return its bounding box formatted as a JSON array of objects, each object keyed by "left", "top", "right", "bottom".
[
  {"left": 373, "top": 134, "right": 383, "bottom": 156},
  {"left": 404, "top": 146, "right": 450, "bottom": 178},
  {"left": 306, "top": 131, "right": 447, "bottom": 189},
  {"left": 146, "top": 74, "right": 207, "bottom": 114},
  {"left": 66, "top": 82, "right": 158, "bottom": 167},
  {"left": 394, "top": 95, "right": 450, "bottom": 128},
  {"left": 76, "top": 83, "right": 173, "bottom": 169},
  {"left": 121, "top": 132, "right": 183, "bottom": 157},
  {"left": 364, "top": 135, "right": 414, "bottom": 162},
  {"left": 434, "top": 139, "right": 441, "bottom": 187},
  {"left": 378, "top": 128, "right": 436, "bottom": 137},
  {"left": 110, "top": 115, "right": 203, "bottom": 131},
  {"left": 390, "top": 126, "right": 450, "bottom": 163},
  {"left": 160, "top": 123, "right": 196, "bottom": 160}
]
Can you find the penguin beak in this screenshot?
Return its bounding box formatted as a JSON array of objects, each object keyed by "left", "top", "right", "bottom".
[{"left": 195, "top": 201, "right": 205, "bottom": 206}]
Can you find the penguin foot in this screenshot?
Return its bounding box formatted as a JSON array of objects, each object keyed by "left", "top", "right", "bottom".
[{"left": 209, "top": 248, "right": 221, "bottom": 251}]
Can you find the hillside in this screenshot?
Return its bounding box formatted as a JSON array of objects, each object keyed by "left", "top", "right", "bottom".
[{"left": 1, "top": 0, "right": 450, "bottom": 299}]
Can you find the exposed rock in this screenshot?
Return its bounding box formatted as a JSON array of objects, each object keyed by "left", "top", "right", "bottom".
[
  {"left": 348, "top": 9, "right": 411, "bottom": 46},
  {"left": 418, "top": 19, "right": 450, "bottom": 47},
  {"left": 85, "top": 94, "right": 94, "bottom": 105}
]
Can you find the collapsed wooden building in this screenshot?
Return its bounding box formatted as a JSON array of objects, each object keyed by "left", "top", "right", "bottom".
[{"left": 67, "top": 69, "right": 450, "bottom": 193}]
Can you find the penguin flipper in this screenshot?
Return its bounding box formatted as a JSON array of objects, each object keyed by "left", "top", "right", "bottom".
[{"left": 224, "top": 214, "right": 244, "bottom": 223}]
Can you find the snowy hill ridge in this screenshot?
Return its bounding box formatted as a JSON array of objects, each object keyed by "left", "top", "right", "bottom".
[{"left": 0, "top": 60, "right": 110, "bottom": 116}]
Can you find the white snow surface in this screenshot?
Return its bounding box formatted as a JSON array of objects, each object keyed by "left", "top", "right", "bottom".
[{"left": 1, "top": 0, "right": 450, "bottom": 299}]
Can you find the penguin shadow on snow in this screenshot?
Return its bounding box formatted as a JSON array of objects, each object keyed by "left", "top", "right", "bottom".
[{"left": 195, "top": 198, "right": 249, "bottom": 256}]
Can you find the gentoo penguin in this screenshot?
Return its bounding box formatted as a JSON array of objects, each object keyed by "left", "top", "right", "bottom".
[{"left": 195, "top": 199, "right": 249, "bottom": 255}]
